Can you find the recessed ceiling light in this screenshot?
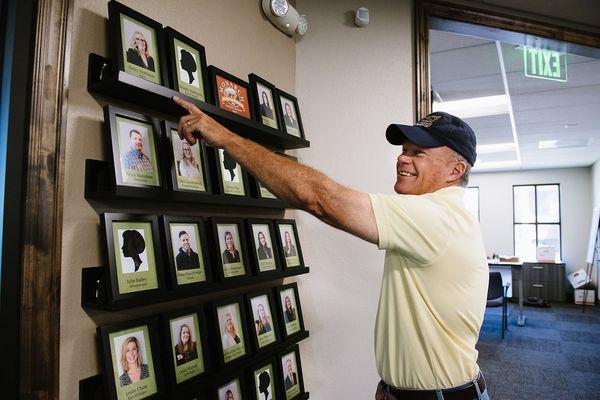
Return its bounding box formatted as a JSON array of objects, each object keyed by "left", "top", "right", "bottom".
[
  {"left": 432, "top": 94, "right": 509, "bottom": 119},
  {"left": 564, "top": 124, "right": 579, "bottom": 128},
  {"left": 538, "top": 140, "right": 558, "bottom": 149},
  {"left": 477, "top": 142, "right": 516, "bottom": 154}
]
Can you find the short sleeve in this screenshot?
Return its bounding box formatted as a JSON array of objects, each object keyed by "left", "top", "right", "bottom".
[{"left": 368, "top": 193, "right": 450, "bottom": 265}]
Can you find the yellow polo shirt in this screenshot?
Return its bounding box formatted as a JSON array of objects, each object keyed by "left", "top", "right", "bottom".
[{"left": 369, "top": 186, "right": 488, "bottom": 389}]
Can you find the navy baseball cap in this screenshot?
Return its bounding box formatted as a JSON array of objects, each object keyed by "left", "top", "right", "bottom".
[{"left": 386, "top": 112, "right": 477, "bottom": 165}]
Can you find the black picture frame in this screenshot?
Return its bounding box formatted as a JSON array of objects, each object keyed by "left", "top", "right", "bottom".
[
  {"left": 273, "top": 219, "right": 305, "bottom": 270},
  {"left": 245, "top": 288, "right": 281, "bottom": 353},
  {"left": 208, "top": 65, "right": 254, "bottom": 120},
  {"left": 108, "top": 0, "right": 166, "bottom": 86},
  {"left": 163, "top": 27, "right": 210, "bottom": 103},
  {"left": 208, "top": 147, "right": 250, "bottom": 197},
  {"left": 248, "top": 73, "right": 282, "bottom": 130},
  {"left": 245, "top": 219, "right": 281, "bottom": 276},
  {"left": 211, "top": 372, "right": 249, "bottom": 400},
  {"left": 104, "top": 105, "right": 165, "bottom": 191},
  {"left": 160, "top": 215, "right": 213, "bottom": 291},
  {"left": 161, "top": 306, "right": 211, "bottom": 388},
  {"left": 274, "top": 283, "right": 306, "bottom": 340},
  {"left": 97, "top": 316, "right": 164, "bottom": 400},
  {"left": 162, "top": 120, "right": 212, "bottom": 194},
  {"left": 208, "top": 217, "right": 251, "bottom": 282},
  {"left": 278, "top": 345, "right": 305, "bottom": 400},
  {"left": 275, "top": 89, "right": 305, "bottom": 139},
  {"left": 248, "top": 356, "right": 281, "bottom": 400},
  {"left": 209, "top": 296, "right": 251, "bottom": 368},
  {"left": 101, "top": 213, "right": 166, "bottom": 303}
]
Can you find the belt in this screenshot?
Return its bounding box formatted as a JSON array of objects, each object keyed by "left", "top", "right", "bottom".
[{"left": 382, "top": 373, "right": 486, "bottom": 400}]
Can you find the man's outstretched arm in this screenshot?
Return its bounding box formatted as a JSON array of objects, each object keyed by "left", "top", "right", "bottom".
[{"left": 174, "top": 96, "right": 379, "bottom": 244}]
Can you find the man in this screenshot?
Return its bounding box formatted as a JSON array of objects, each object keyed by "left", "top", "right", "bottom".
[
  {"left": 173, "top": 96, "right": 489, "bottom": 400},
  {"left": 284, "top": 359, "right": 297, "bottom": 391},
  {"left": 122, "top": 129, "right": 152, "bottom": 172},
  {"left": 175, "top": 230, "right": 199, "bottom": 270}
]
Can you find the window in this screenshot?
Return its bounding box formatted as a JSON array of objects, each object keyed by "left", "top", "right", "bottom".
[
  {"left": 464, "top": 186, "right": 479, "bottom": 220},
  {"left": 513, "top": 184, "right": 561, "bottom": 261}
]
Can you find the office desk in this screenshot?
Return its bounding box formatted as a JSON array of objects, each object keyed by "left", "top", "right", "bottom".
[{"left": 488, "top": 261, "right": 525, "bottom": 326}]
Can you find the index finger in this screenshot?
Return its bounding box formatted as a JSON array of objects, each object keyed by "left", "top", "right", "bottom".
[{"left": 173, "top": 96, "right": 202, "bottom": 115}]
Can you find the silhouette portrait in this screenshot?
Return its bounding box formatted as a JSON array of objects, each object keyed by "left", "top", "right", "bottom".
[
  {"left": 179, "top": 48, "right": 197, "bottom": 85},
  {"left": 121, "top": 229, "right": 146, "bottom": 272},
  {"left": 222, "top": 150, "right": 237, "bottom": 181},
  {"left": 258, "top": 370, "right": 271, "bottom": 400}
]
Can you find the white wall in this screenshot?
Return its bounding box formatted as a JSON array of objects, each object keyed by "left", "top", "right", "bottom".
[
  {"left": 295, "top": 0, "right": 413, "bottom": 398},
  {"left": 593, "top": 160, "right": 600, "bottom": 208},
  {"left": 469, "top": 168, "right": 593, "bottom": 274}
]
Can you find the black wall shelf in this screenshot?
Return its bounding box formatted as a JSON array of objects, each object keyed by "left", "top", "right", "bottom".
[
  {"left": 85, "top": 159, "right": 288, "bottom": 210},
  {"left": 82, "top": 265, "right": 310, "bottom": 311},
  {"left": 79, "top": 331, "right": 311, "bottom": 400},
  {"left": 87, "top": 53, "right": 310, "bottom": 150}
]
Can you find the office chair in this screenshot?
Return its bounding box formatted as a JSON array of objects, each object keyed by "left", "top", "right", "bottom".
[{"left": 486, "top": 272, "right": 509, "bottom": 338}]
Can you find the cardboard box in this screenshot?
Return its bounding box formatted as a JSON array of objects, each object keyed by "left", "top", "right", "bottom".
[
  {"left": 575, "top": 289, "right": 595, "bottom": 305},
  {"left": 567, "top": 269, "right": 590, "bottom": 289}
]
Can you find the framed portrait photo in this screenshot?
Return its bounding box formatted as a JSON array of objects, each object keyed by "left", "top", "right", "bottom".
[
  {"left": 213, "top": 374, "right": 248, "bottom": 400},
  {"left": 97, "top": 318, "right": 163, "bottom": 400},
  {"left": 102, "top": 213, "right": 165, "bottom": 301},
  {"left": 249, "top": 357, "right": 280, "bottom": 400},
  {"left": 274, "top": 220, "right": 305, "bottom": 270},
  {"left": 246, "top": 289, "right": 280, "bottom": 352},
  {"left": 208, "top": 65, "right": 253, "bottom": 119},
  {"left": 163, "top": 308, "right": 210, "bottom": 386},
  {"left": 279, "top": 346, "right": 305, "bottom": 400},
  {"left": 211, "top": 297, "right": 250, "bottom": 367},
  {"left": 245, "top": 219, "right": 281, "bottom": 275},
  {"left": 275, "top": 89, "right": 305, "bottom": 139},
  {"left": 160, "top": 215, "right": 212, "bottom": 290},
  {"left": 208, "top": 217, "right": 250, "bottom": 281},
  {"left": 163, "top": 120, "right": 211, "bottom": 193},
  {"left": 163, "top": 27, "right": 210, "bottom": 103},
  {"left": 275, "top": 283, "right": 305, "bottom": 339},
  {"left": 249, "top": 73, "right": 281, "bottom": 130},
  {"left": 108, "top": 1, "right": 165, "bottom": 85},
  {"left": 104, "top": 105, "right": 163, "bottom": 189}
]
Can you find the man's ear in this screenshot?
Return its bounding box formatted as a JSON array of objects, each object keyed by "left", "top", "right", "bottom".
[{"left": 448, "top": 160, "right": 467, "bottom": 183}]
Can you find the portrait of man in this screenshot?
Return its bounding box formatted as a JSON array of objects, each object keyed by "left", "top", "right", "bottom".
[
  {"left": 122, "top": 129, "right": 152, "bottom": 172},
  {"left": 175, "top": 230, "right": 200, "bottom": 270},
  {"left": 283, "top": 357, "right": 298, "bottom": 391}
]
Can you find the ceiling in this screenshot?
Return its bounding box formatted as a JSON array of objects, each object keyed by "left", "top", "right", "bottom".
[{"left": 429, "top": 29, "right": 600, "bottom": 172}]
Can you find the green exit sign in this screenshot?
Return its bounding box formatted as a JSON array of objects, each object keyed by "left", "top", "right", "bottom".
[{"left": 523, "top": 47, "right": 568, "bottom": 82}]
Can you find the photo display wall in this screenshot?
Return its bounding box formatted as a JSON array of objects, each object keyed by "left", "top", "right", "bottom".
[
  {"left": 86, "top": 2, "right": 310, "bottom": 399},
  {"left": 97, "top": 284, "right": 308, "bottom": 400}
]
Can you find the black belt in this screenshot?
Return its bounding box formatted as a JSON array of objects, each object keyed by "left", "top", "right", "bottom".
[{"left": 382, "top": 373, "right": 486, "bottom": 400}]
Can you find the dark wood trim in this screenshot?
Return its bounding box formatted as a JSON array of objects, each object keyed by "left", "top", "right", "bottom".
[
  {"left": 414, "top": 0, "right": 600, "bottom": 120},
  {"left": 19, "top": 0, "right": 72, "bottom": 397}
]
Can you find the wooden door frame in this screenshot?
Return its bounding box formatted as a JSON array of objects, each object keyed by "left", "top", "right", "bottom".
[{"left": 414, "top": 0, "right": 600, "bottom": 120}]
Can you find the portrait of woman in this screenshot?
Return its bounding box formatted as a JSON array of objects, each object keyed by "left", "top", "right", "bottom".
[
  {"left": 258, "top": 370, "right": 272, "bottom": 400},
  {"left": 221, "top": 313, "right": 241, "bottom": 349},
  {"left": 283, "top": 231, "right": 297, "bottom": 257},
  {"left": 259, "top": 90, "right": 274, "bottom": 120},
  {"left": 255, "top": 303, "right": 272, "bottom": 335},
  {"left": 283, "top": 296, "right": 297, "bottom": 324},
  {"left": 283, "top": 102, "right": 297, "bottom": 129},
  {"left": 121, "top": 229, "right": 146, "bottom": 272},
  {"left": 174, "top": 324, "right": 198, "bottom": 366},
  {"left": 256, "top": 231, "right": 272, "bottom": 260},
  {"left": 118, "top": 336, "right": 150, "bottom": 387},
  {"left": 178, "top": 141, "right": 200, "bottom": 178},
  {"left": 222, "top": 231, "right": 241, "bottom": 264},
  {"left": 224, "top": 389, "right": 235, "bottom": 400},
  {"left": 126, "top": 31, "right": 155, "bottom": 71}
]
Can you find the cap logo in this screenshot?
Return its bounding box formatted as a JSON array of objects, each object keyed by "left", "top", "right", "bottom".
[{"left": 415, "top": 115, "right": 441, "bottom": 128}]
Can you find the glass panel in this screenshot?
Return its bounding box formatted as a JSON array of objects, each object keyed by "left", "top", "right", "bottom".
[
  {"left": 536, "top": 185, "right": 560, "bottom": 223},
  {"left": 537, "top": 224, "right": 561, "bottom": 261},
  {"left": 464, "top": 187, "right": 479, "bottom": 220},
  {"left": 513, "top": 186, "right": 535, "bottom": 223},
  {"left": 515, "top": 224, "right": 536, "bottom": 261}
]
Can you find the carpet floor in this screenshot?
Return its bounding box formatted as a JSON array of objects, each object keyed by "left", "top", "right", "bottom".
[{"left": 478, "top": 302, "right": 600, "bottom": 400}]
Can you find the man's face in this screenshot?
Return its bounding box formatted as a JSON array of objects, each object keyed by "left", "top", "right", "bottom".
[
  {"left": 180, "top": 233, "right": 190, "bottom": 252},
  {"left": 394, "top": 140, "right": 457, "bottom": 195},
  {"left": 131, "top": 132, "right": 143, "bottom": 152}
]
